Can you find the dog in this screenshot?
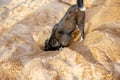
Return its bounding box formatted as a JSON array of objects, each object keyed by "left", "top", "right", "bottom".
[{"left": 45, "top": 0, "right": 86, "bottom": 51}]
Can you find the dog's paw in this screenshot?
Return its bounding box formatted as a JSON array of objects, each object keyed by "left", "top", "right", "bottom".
[
  {"left": 59, "top": 47, "right": 63, "bottom": 51},
  {"left": 80, "top": 37, "right": 84, "bottom": 41}
]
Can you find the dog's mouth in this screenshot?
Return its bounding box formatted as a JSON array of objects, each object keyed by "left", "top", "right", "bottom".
[{"left": 44, "top": 44, "right": 60, "bottom": 51}]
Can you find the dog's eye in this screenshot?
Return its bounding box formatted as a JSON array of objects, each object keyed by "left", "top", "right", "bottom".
[
  {"left": 69, "top": 11, "right": 72, "bottom": 14},
  {"left": 58, "top": 31, "right": 64, "bottom": 34}
]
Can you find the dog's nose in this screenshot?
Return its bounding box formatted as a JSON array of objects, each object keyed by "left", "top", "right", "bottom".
[
  {"left": 44, "top": 46, "right": 51, "bottom": 51},
  {"left": 44, "top": 44, "right": 50, "bottom": 51}
]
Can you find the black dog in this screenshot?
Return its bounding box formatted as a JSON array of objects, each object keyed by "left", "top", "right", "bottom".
[{"left": 45, "top": 0, "right": 86, "bottom": 51}]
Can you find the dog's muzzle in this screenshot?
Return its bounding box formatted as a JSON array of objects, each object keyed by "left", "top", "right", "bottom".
[
  {"left": 44, "top": 39, "right": 61, "bottom": 51},
  {"left": 44, "top": 39, "right": 51, "bottom": 51}
]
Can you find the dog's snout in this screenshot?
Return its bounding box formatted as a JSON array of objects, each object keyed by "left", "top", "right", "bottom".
[
  {"left": 44, "top": 38, "right": 61, "bottom": 51},
  {"left": 45, "top": 39, "right": 50, "bottom": 51}
]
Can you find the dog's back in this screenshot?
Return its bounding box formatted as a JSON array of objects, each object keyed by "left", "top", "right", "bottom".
[{"left": 59, "top": 5, "right": 85, "bottom": 33}]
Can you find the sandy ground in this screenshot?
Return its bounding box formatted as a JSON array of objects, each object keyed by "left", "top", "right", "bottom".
[{"left": 0, "top": 0, "right": 120, "bottom": 80}]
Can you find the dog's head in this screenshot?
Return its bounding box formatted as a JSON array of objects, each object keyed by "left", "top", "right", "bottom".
[{"left": 44, "top": 24, "right": 72, "bottom": 51}]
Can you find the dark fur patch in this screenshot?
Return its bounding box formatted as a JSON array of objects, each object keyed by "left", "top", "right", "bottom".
[{"left": 45, "top": 3, "right": 85, "bottom": 51}]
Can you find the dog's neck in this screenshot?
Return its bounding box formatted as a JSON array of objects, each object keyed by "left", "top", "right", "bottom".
[{"left": 79, "top": 6, "right": 86, "bottom": 11}]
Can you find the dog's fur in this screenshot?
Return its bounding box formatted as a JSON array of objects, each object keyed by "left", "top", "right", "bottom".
[{"left": 45, "top": 0, "right": 85, "bottom": 51}]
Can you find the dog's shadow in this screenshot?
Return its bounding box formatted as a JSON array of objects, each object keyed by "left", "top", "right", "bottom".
[{"left": 69, "top": 41, "right": 103, "bottom": 65}]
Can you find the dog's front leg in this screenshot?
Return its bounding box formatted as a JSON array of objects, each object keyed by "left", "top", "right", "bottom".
[{"left": 78, "top": 22, "right": 85, "bottom": 41}]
